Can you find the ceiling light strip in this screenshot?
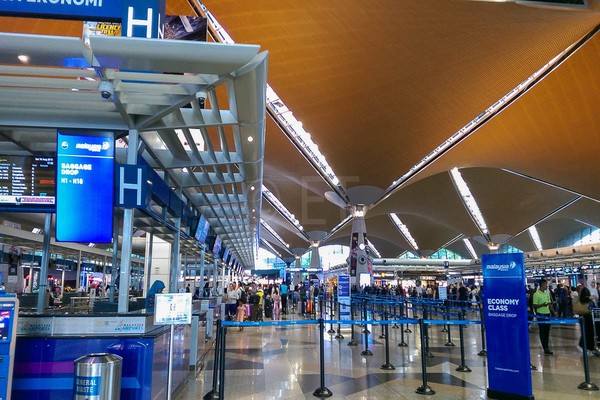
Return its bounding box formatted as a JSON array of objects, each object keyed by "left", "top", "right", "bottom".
[
  {"left": 196, "top": 0, "right": 347, "bottom": 200},
  {"left": 260, "top": 219, "right": 291, "bottom": 249},
  {"left": 449, "top": 167, "right": 490, "bottom": 237},
  {"left": 262, "top": 185, "right": 309, "bottom": 239},
  {"left": 322, "top": 214, "right": 353, "bottom": 243},
  {"left": 528, "top": 226, "right": 543, "bottom": 252},
  {"left": 366, "top": 239, "right": 381, "bottom": 258},
  {"left": 378, "top": 29, "right": 596, "bottom": 204},
  {"left": 260, "top": 237, "right": 282, "bottom": 258},
  {"left": 462, "top": 238, "right": 479, "bottom": 259},
  {"left": 389, "top": 213, "right": 420, "bottom": 252}
]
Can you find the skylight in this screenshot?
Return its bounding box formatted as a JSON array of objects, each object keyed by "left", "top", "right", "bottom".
[
  {"left": 262, "top": 186, "right": 304, "bottom": 233},
  {"left": 463, "top": 238, "right": 479, "bottom": 259},
  {"left": 198, "top": 1, "right": 344, "bottom": 193},
  {"left": 450, "top": 168, "right": 490, "bottom": 237},
  {"left": 260, "top": 219, "right": 290, "bottom": 249},
  {"left": 528, "top": 225, "right": 543, "bottom": 251},
  {"left": 366, "top": 239, "right": 381, "bottom": 258},
  {"left": 383, "top": 38, "right": 581, "bottom": 201},
  {"left": 389, "top": 213, "right": 419, "bottom": 252}
]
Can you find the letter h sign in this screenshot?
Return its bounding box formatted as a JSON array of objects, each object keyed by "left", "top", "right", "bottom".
[
  {"left": 116, "top": 164, "right": 148, "bottom": 208},
  {"left": 121, "top": 0, "right": 166, "bottom": 39}
]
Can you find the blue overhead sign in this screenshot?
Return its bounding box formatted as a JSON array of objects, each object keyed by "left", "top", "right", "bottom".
[
  {"left": 0, "top": 0, "right": 165, "bottom": 39},
  {"left": 56, "top": 131, "right": 114, "bottom": 243},
  {"left": 0, "top": 0, "right": 122, "bottom": 21},
  {"left": 482, "top": 253, "right": 533, "bottom": 400},
  {"left": 337, "top": 274, "right": 351, "bottom": 321}
]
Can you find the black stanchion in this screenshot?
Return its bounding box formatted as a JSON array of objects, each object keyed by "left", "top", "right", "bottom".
[
  {"left": 313, "top": 318, "right": 334, "bottom": 398},
  {"left": 379, "top": 310, "right": 386, "bottom": 340},
  {"left": 348, "top": 303, "right": 358, "bottom": 346},
  {"left": 362, "top": 300, "right": 370, "bottom": 334},
  {"left": 203, "top": 319, "right": 221, "bottom": 400},
  {"left": 398, "top": 322, "right": 408, "bottom": 347},
  {"left": 478, "top": 303, "right": 487, "bottom": 356},
  {"left": 335, "top": 322, "right": 344, "bottom": 339},
  {"left": 327, "top": 297, "right": 336, "bottom": 334},
  {"left": 404, "top": 302, "right": 412, "bottom": 333},
  {"left": 393, "top": 303, "right": 399, "bottom": 329},
  {"left": 423, "top": 308, "right": 433, "bottom": 358},
  {"left": 441, "top": 303, "right": 448, "bottom": 333},
  {"left": 445, "top": 309, "right": 455, "bottom": 347},
  {"left": 578, "top": 317, "right": 599, "bottom": 391},
  {"left": 415, "top": 319, "right": 435, "bottom": 395},
  {"left": 361, "top": 317, "right": 373, "bottom": 356},
  {"left": 455, "top": 314, "right": 471, "bottom": 373},
  {"left": 217, "top": 324, "right": 227, "bottom": 400},
  {"left": 381, "top": 312, "right": 395, "bottom": 370}
]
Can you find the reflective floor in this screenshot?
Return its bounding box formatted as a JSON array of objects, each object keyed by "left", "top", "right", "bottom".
[{"left": 175, "top": 315, "right": 600, "bottom": 400}]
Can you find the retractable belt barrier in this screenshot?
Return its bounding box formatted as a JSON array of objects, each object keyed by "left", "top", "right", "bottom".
[{"left": 205, "top": 296, "right": 597, "bottom": 398}]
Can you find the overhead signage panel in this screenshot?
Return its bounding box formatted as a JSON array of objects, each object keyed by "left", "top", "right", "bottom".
[
  {"left": 56, "top": 130, "right": 114, "bottom": 243},
  {"left": 0, "top": 0, "right": 123, "bottom": 22}
]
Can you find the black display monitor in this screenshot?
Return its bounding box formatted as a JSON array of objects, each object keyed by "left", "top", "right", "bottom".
[{"left": 0, "top": 155, "right": 56, "bottom": 212}]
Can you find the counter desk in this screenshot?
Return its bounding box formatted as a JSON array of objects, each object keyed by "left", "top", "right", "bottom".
[{"left": 13, "top": 307, "right": 209, "bottom": 400}]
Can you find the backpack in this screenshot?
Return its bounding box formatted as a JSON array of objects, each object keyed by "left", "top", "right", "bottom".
[{"left": 240, "top": 290, "right": 247, "bottom": 304}]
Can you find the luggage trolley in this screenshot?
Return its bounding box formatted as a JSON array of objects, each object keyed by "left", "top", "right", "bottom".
[{"left": 592, "top": 308, "right": 600, "bottom": 351}]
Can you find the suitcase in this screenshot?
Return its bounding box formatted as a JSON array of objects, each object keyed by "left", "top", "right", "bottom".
[{"left": 264, "top": 298, "right": 273, "bottom": 318}]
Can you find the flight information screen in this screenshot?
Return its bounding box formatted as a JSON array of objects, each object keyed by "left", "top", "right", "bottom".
[
  {"left": 0, "top": 156, "right": 56, "bottom": 211},
  {"left": 56, "top": 131, "right": 114, "bottom": 243}
]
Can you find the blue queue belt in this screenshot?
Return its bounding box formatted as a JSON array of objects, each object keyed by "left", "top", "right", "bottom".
[
  {"left": 221, "top": 319, "right": 319, "bottom": 327},
  {"left": 527, "top": 315, "right": 579, "bottom": 325}
]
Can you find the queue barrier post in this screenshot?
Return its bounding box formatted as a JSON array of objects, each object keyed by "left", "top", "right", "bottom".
[
  {"left": 217, "top": 323, "right": 227, "bottom": 400},
  {"left": 404, "top": 302, "right": 412, "bottom": 333},
  {"left": 455, "top": 313, "right": 471, "bottom": 373},
  {"left": 203, "top": 319, "right": 221, "bottom": 400},
  {"left": 348, "top": 303, "right": 358, "bottom": 346},
  {"left": 380, "top": 312, "right": 395, "bottom": 370},
  {"left": 423, "top": 307, "right": 433, "bottom": 358},
  {"left": 313, "top": 318, "right": 333, "bottom": 398},
  {"left": 362, "top": 300, "right": 370, "bottom": 334},
  {"left": 577, "top": 316, "right": 599, "bottom": 391},
  {"left": 335, "top": 322, "right": 344, "bottom": 339},
  {"left": 478, "top": 303, "right": 487, "bottom": 356},
  {"left": 445, "top": 306, "right": 455, "bottom": 347},
  {"left": 415, "top": 319, "right": 435, "bottom": 395}
]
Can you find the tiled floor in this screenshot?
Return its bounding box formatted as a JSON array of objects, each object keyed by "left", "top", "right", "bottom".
[{"left": 175, "top": 315, "right": 600, "bottom": 400}]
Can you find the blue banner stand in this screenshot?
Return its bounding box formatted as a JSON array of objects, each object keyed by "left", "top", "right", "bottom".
[{"left": 483, "top": 253, "right": 534, "bottom": 400}]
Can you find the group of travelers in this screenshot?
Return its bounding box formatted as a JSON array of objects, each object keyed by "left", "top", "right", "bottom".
[{"left": 529, "top": 278, "right": 599, "bottom": 356}]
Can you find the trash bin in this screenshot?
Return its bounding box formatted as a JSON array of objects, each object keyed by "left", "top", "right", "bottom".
[{"left": 73, "top": 353, "right": 122, "bottom": 400}]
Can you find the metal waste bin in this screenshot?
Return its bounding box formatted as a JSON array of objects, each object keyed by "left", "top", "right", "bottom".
[{"left": 73, "top": 353, "right": 122, "bottom": 400}]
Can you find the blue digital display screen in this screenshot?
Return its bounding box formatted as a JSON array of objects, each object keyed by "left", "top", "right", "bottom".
[
  {"left": 222, "top": 247, "right": 229, "bottom": 262},
  {"left": 56, "top": 131, "right": 114, "bottom": 243},
  {"left": 194, "top": 214, "right": 210, "bottom": 244},
  {"left": 212, "top": 236, "right": 222, "bottom": 255}
]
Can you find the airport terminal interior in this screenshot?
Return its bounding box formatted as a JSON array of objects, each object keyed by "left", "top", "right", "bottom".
[{"left": 1, "top": 0, "right": 600, "bottom": 399}]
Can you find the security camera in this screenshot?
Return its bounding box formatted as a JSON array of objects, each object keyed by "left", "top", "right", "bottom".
[
  {"left": 382, "top": 259, "right": 387, "bottom": 264},
  {"left": 358, "top": 255, "right": 366, "bottom": 265},
  {"left": 98, "top": 81, "right": 115, "bottom": 100}
]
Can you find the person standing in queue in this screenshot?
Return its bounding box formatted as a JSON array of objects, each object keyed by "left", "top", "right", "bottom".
[
  {"left": 533, "top": 279, "right": 554, "bottom": 355},
  {"left": 145, "top": 280, "right": 165, "bottom": 312}
]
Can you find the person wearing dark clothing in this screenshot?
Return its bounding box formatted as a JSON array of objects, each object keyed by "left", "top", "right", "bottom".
[
  {"left": 574, "top": 287, "right": 600, "bottom": 355},
  {"left": 145, "top": 280, "right": 165, "bottom": 312}
]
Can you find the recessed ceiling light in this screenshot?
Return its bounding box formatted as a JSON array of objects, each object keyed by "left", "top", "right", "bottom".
[
  {"left": 18, "top": 55, "right": 29, "bottom": 63},
  {"left": 250, "top": 186, "right": 255, "bottom": 191},
  {"left": 247, "top": 136, "right": 254, "bottom": 142}
]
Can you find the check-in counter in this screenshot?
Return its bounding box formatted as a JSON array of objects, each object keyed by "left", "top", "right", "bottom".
[{"left": 13, "top": 302, "right": 208, "bottom": 400}]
